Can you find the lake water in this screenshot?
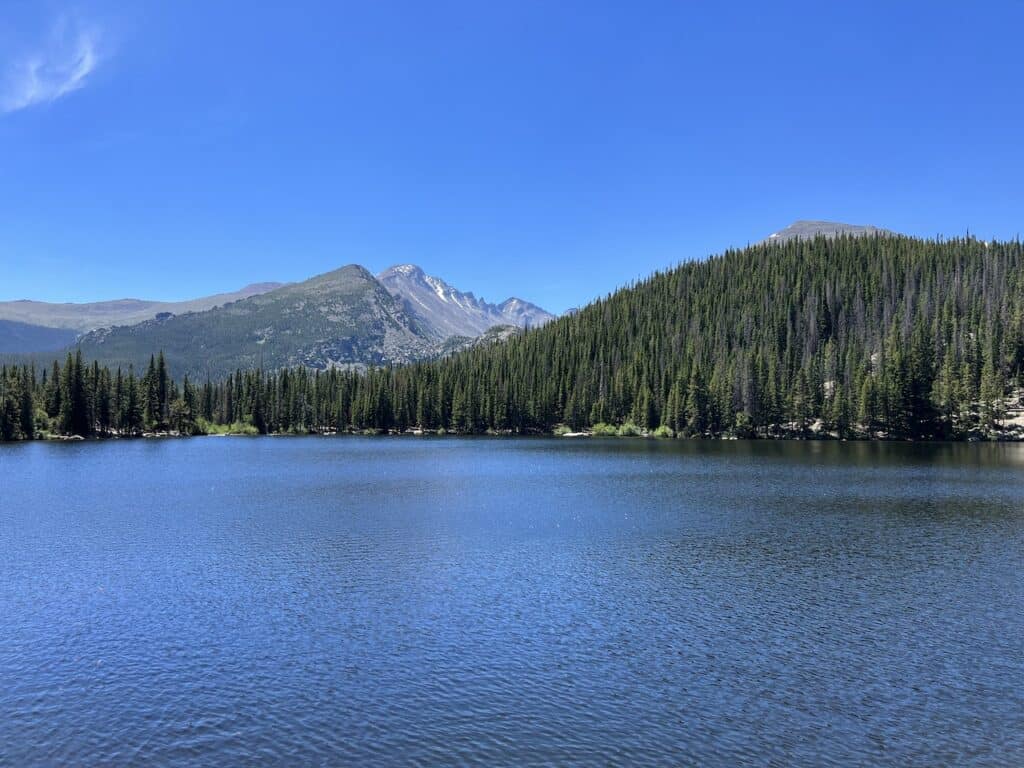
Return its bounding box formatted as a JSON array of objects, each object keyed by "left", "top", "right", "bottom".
[{"left": 1, "top": 438, "right": 1022, "bottom": 766}]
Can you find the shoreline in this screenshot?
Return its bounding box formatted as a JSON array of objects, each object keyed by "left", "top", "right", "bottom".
[{"left": 11, "top": 427, "right": 1024, "bottom": 444}]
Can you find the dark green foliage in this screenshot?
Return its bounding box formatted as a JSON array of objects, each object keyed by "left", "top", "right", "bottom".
[
  {"left": 4, "top": 234, "right": 1023, "bottom": 441},
  {"left": 1, "top": 355, "right": 163, "bottom": 438},
  {"left": 0, "top": 364, "right": 35, "bottom": 441}
]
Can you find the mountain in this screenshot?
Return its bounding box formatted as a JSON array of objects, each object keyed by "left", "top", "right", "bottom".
[
  {"left": 763, "top": 220, "right": 892, "bottom": 243},
  {"left": 0, "top": 320, "right": 78, "bottom": 355},
  {"left": 0, "top": 283, "right": 284, "bottom": 334},
  {"left": 377, "top": 264, "right": 554, "bottom": 339},
  {"left": 75, "top": 266, "right": 433, "bottom": 379}
]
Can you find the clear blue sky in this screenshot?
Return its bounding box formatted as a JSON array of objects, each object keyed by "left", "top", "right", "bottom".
[{"left": 2, "top": 1, "right": 1023, "bottom": 313}]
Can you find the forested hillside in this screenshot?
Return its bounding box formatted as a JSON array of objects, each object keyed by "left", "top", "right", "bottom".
[{"left": 3, "top": 235, "right": 1023, "bottom": 441}]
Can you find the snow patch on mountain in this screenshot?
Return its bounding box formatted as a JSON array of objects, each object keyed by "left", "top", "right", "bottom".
[{"left": 377, "top": 264, "right": 555, "bottom": 340}]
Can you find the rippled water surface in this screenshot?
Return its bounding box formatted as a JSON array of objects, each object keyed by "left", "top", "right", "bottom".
[{"left": 1, "top": 438, "right": 1023, "bottom": 766}]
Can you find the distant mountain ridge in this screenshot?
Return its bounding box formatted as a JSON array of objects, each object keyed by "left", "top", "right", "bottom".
[
  {"left": 377, "top": 264, "right": 554, "bottom": 339},
  {"left": 0, "top": 320, "right": 78, "bottom": 355},
  {"left": 0, "top": 283, "right": 285, "bottom": 334},
  {"left": 763, "top": 220, "right": 892, "bottom": 243}
]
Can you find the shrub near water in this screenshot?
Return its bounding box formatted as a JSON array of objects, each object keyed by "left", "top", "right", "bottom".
[{"left": 198, "top": 419, "right": 259, "bottom": 436}]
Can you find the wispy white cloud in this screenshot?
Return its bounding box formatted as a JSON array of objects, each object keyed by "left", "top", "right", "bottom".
[{"left": 1, "top": 16, "right": 103, "bottom": 114}]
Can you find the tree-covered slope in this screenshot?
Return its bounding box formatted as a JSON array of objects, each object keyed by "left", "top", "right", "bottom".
[
  {"left": 332, "top": 233, "right": 1023, "bottom": 439},
  {"left": 75, "top": 265, "right": 435, "bottom": 379}
]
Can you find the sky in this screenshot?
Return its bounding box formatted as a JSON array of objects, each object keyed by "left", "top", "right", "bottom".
[{"left": 1, "top": 1, "right": 1023, "bottom": 313}]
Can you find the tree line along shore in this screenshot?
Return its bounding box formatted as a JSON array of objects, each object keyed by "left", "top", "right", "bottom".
[{"left": 3, "top": 234, "right": 1024, "bottom": 443}]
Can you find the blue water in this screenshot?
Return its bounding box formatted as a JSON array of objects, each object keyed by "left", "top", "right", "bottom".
[{"left": 1, "top": 438, "right": 1022, "bottom": 766}]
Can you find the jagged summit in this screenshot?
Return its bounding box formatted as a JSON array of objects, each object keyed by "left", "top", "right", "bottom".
[{"left": 377, "top": 264, "right": 554, "bottom": 339}]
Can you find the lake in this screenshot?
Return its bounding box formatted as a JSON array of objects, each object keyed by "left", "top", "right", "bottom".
[{"left": 1, "top": 437, "right": 1022, "bottom": 766}]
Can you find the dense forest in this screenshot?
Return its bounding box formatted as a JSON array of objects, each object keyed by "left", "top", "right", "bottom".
[{"left": 3, "top": 234, "right": 1023, "bottom": 442}]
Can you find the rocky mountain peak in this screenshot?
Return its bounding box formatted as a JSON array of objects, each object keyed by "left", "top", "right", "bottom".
[{"left": 377, "top": 265, "right": 554, "bottom": 339}]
